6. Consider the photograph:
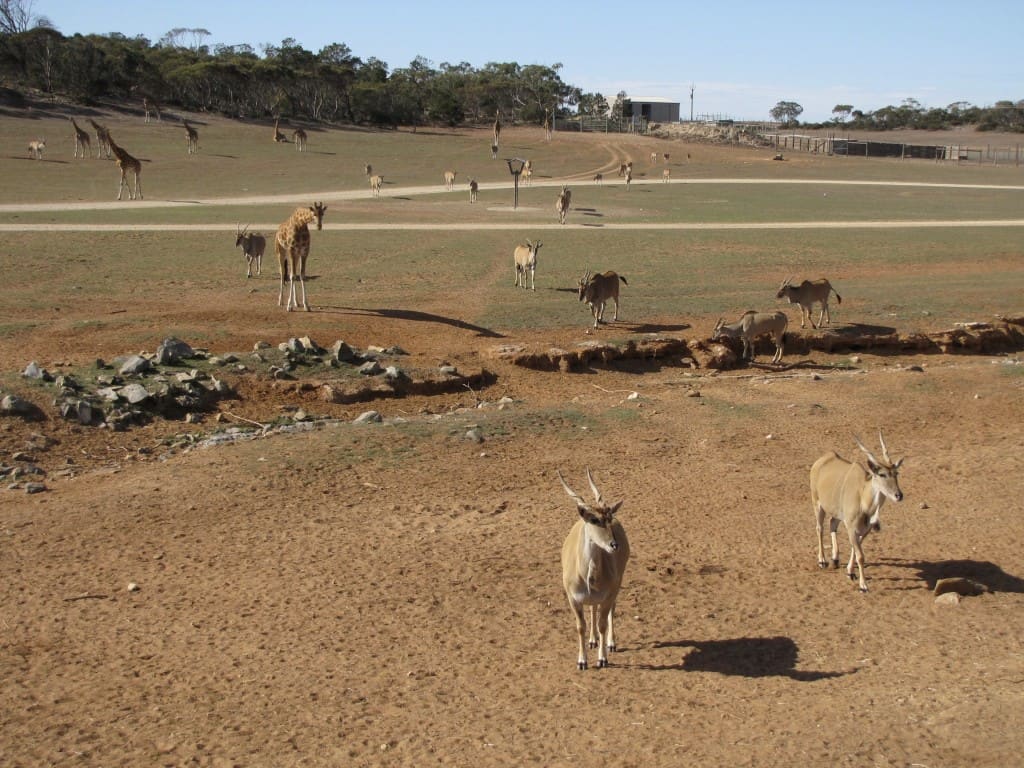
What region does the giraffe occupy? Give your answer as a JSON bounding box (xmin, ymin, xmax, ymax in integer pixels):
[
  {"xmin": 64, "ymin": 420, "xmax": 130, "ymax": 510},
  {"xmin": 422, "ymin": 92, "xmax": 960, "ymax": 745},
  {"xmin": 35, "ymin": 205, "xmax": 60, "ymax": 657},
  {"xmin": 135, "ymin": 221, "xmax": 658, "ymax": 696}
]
[
  {"xmin": 87, "ymin": 118, "xmax": 111, "ymax": 159},
  {"xmin": 143, "ymin": 96, "xmax": 161, "ymax": 123},
  {"xmin": 273, "ymin": 118, "xmax": 288, "ymax": 143},
  {"xmin": 543, "ymin": 109, "xmax": 553, "ymax": 141},
  {"xmin": 276, "ymin": 202, "xmax": 327, "ymax": 312},
  {"xmin": 291, "ymin": 128, "xmax": 307, "ymax": 151},
  {"xmin": 106, "ymin": 132, "xmax": 143, "ymax": 201},
  {"xmin": 69, "ymin": 117, "xmax": 91, "ymax": 159},
  {"xmin": 183, "ymin": 119, "xmax": 199, "ymax": 154},
  {"xmin": 492, "ymin": 110, "xmax": 501, "ymax": 148}
]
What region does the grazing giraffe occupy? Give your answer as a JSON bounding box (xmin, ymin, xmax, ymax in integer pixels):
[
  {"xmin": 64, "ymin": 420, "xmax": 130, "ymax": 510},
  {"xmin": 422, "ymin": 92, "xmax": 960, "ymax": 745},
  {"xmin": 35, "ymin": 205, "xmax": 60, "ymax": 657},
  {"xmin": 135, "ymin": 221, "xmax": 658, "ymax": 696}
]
[
  {"xmin": 276, "ymin": 202, "xmax": 327, "ymax": 312},
  {"xmin": 292, "ymin": 128, "xmax": 307, "ymax": 151},
  {"xmin": 87, "ymin": 118, "xmax": 111, "ymax": 159},
  {"xmin": 27, "ymin": 138, "xmax": 45, "ymax": 160},
  {"xmin": 106, "ymin": 132, "xmax": 142, "ymax": 200},
  {"xmin": 273, "ymin": 118, "xmax": 288, "ymax": 143},
  {"xmin": 143, "ymin": 96, "xmax": 161, "ymax": 123},
  {"xmin": 69, "ymin": 118, "xmax": 91, "ymax": 159},
  {"xmin": 183, "ymin": 119, "xmax": 199, "ymax": 155}
]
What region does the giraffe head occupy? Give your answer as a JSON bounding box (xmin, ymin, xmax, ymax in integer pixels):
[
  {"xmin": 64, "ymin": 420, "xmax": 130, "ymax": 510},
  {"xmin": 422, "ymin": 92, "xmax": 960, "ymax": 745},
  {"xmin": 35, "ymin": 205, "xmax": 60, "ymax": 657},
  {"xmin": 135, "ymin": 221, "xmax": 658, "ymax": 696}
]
[{"xmin": 310, "ymin": 201, "xmax": 327, "ymax": 231}]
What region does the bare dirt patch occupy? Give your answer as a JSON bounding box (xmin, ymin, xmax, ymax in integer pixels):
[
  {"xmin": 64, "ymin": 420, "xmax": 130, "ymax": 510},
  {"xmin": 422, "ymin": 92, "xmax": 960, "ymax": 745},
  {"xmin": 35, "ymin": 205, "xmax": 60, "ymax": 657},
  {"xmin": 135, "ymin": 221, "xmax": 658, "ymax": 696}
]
[{"xmin": 1, "ymin": 125, "xmax": 1023, "ymax": 767}]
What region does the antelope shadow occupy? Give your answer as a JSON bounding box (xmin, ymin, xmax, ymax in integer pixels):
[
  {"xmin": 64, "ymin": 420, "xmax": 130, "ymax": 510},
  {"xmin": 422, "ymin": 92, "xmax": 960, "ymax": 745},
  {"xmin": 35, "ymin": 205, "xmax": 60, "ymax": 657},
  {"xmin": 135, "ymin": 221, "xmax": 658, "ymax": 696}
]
[
  {"xmin": 638, "ymin": 636, "xmax": 850, "ymax": 680},
  {"xmin": 877, "ymin": 558, "xmax": 1024, "ymax": 593}
]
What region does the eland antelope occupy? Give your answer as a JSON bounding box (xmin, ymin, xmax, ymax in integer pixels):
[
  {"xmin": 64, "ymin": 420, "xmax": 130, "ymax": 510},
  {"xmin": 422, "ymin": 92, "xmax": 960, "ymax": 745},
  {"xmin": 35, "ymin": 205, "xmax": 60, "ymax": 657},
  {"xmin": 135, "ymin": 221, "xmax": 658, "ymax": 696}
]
[
  {"xmin": 811, "ymin": 432, "xmax": 905, "ymax": 592},
  {"xmin": 776, "ymin": 276, "xmax": 842, "ymax": 329},
  {"xmin": 559, "ymin": 469, "xmax": 630, "ymax": 670},
  {"xmin": 713, "ymin": 310, "xmax": 788, "ymax": 364}
]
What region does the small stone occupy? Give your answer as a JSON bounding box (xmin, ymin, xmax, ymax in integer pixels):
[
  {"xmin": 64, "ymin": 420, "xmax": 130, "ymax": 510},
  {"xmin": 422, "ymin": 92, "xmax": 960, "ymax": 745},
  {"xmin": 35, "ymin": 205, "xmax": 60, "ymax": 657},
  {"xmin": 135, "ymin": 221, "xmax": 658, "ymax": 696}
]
[
  {"xmin": 686, "ymin": 390, "xmax": 701, "ymax": 398},
  {"xmin": 934, "ymin": 592, "xmax": 961, "ymax": 606},
  {"xmin": 919, "ymin": 502, "xmax": 930, "ymax": 510},
  {"xmin": 907, "ymin": 365, "xmax": 924, "ymax": 373},
  {"xmin": 465, "ymin": 428, "xmax": 484, "ymax": 444},
  {"xmin": 25, "ymin": 482, "xmax": 46, "ymax": 494},
  {"xmin": 22, "ymin": 361, "xmax": 48, "ymax": 380},
  {"xmin": 626, "ymin": 392, "xmax": 640, "ymax": 401},
  {"xmin": 293, "ymin": 409, "xmax": 308, "ymax": 422},
  {"xmin": 934, "ymin": 577, "xmax": 989, "ymax": 597},
  {"xmin": 253, "ymin": 341, "xmax": 271, "ymax": 351},
  {"xmin": 119, "ymin": 355, "xmax": 152, "ymax": 375},
  {"xmin": 127, "ymin": 582, "xmax": 140, "ymax": 592},
  {"xmin": 353, "ymin": 410, "xmax": 382, "ymax": 424},
  {"xmin": 439, "ymin": 365, "xmax": 458, "ymax": 375},
  {"xmin": 120, "ymin": 383, "xmax": 151, "ymax": 404},
  {"xmin": 358, "ymin": 361, "xmax": 383, "ymax": 376}
]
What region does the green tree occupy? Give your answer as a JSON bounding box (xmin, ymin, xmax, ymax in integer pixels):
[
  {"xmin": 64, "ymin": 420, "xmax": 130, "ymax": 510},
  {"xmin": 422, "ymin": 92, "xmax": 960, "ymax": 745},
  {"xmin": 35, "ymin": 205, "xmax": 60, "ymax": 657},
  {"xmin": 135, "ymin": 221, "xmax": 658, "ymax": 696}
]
[
  {"xmin": 831, "ymin": 104, "xmax": 853, "ymax": 123},
  {"xmin": 770, "ymin": 100, "xmax": 803, "ymax": 124}
]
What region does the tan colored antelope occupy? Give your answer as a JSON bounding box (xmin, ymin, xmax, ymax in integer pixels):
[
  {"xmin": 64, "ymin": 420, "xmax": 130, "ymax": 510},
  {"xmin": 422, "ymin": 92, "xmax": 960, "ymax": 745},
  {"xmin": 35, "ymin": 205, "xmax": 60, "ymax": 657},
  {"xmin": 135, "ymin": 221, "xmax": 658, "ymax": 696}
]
[
  {"xmin": 650, "ymin": 151, "xmax": 658, "ymax": 164},
  {"xmin": 578, "ymin": 269, "xmax": 627, "ymax": 329},
  {"xmin": 235, "ymin": 225, "xmax": 266, "ymax": 278},
  {"xmin": 811, "ymin": 433, "xmax": 905, "ymax": 592},
  {"xmin": 443, "ymin": 169, "xmax": 457, "ymax": 191},
  {"xmin": 662, "ymin": 168, "xmax": 671, "ymax": 182},
  {"xmin": 558, "ymin": 469, "xmax": 630, "ymax": 670},
  {"xmin": 556, "ymin": 185, "xmax": 572, "ymax": 225},
  {"xmin": 27, "ymin": 138, "xmax": 46, "ymax": 160},
  {"xmin": 624, "ymin": 168, "xmax": 632, "ymax": 189},
  {"xmin": 469, "ymin": 178, "xmax": 479, "ymax": 203},
  {"xmin": 292, "ymin": 128, "xmax": 307, "ymax": 152},
  {"xmin": 369, "ymin": 174, "xmax": 384, "ymax": 197},
  {"xmin": 713, "ymin": 310, "xmax": 788, "ymax": 364},
  {"xmin": 522, "ymin": 166, "xmax": 533, "ymax": 186},
  {"xmin": 513, "ymin": 239, "xmax": 542, "ymax": 290},
  {"xmin": 776, "ymin": 276, "xmax": 842, "ymax": 328}
]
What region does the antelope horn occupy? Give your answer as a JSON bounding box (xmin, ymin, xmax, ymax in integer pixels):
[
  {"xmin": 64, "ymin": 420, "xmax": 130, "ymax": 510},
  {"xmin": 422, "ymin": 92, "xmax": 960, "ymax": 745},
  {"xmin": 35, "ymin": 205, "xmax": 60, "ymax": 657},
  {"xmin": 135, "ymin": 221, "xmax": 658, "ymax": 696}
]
[
  {"xmin": 877, "ymin": 430, "xmax": 892, "ymax": 463},
  {"xmin": 585, "ymin": 467, "xmax": 604, "ymax": 504},
  {"xmin": 853, "ymin": 434, "xmax": 880, "ymax": 466},
  {"xmin": 557, "ymin": 470, "xmax": 587, "ymax": 509}
]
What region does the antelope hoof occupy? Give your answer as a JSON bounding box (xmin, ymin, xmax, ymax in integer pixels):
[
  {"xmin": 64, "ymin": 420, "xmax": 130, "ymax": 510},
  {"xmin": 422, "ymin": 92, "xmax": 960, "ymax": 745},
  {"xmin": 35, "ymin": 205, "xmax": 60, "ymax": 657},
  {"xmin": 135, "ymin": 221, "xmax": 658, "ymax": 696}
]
[
  {"xmin": 597, "ymin": 658, "xmax": 609, "ymax": 668},
  {"xmin": 831, "ymin": 559, "xmax": 840, "ymax": 569},
  {"xmin": 847, "ymin": 571, "xmax": 856, "ymax": 581},
  {"xmin": 817, "ymin": 560, "xmax": 828, "ymax": 570},
  {"xmin": 608, "ymin": 643, "xmax": 617, "ymax": 653},
  {"xmin": 588, "ymin": 640, "xmax": 598, "ymax": 649},
  {"xmin": 859, "ymin": 586, "xmax": 869, "ymax": 593},
  {"xmin": 577, "ymin": 660, "xmax": 587, "ymax": 670}
]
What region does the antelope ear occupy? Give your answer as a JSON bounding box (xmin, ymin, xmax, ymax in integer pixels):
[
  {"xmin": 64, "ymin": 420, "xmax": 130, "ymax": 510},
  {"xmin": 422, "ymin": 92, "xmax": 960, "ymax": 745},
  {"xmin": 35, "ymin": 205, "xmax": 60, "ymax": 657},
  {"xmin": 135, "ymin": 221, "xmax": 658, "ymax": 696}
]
[
  {"xmin": 866, "ymin": 458, "xmax": 881, "ymax": 474},
  {"xmin": 609, "ymin": 500, "xmax": 623, "ymax": 517},
  {"xmin": 894, "ymin": 457, "xmax": 905, "ymax": 469}
]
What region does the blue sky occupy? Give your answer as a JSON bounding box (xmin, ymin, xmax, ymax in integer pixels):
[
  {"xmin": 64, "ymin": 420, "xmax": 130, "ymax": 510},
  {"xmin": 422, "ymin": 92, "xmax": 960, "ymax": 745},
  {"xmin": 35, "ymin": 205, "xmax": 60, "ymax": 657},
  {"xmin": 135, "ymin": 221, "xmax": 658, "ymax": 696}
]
[{"xmin": 36, "ymin": 0, "xmax": 1022, "ymax": 123}]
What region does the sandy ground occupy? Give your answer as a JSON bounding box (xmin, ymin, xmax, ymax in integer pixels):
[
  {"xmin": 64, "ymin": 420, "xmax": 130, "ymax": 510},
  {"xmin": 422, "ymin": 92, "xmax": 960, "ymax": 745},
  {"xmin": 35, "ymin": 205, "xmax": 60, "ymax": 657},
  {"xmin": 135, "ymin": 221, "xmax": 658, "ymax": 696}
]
[{"xmin": 2, "ymin": 148, "xmax": 1024, "ymax": 767}]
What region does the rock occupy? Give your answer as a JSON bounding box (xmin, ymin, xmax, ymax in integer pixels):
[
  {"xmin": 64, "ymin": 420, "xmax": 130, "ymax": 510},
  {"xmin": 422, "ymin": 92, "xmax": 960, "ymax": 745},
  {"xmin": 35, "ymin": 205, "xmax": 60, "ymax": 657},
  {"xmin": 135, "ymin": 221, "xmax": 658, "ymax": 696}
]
[
  {"xmin": 439, "ymin": 365, "xmax": 458, "ymax": 376},
  {"xmin": 331, "ymin": 340, "xmax": 358, "ymax": 363},
  {"xmin": 353, "ymin": 410, "xmax": 382, "ymax": 424},
  {"xmin": 934, "ymin": 577, "xmax": 989, "ymax": 598},
  {"xmin": 626, "ymin": 392, "xmax": 640, "ymax": 401},
  {"xmin": 24, "ymin": 482, "xmax": 46, "ymax": 494},
  {"xmin": 119, "ymin": 355, "xmax": 152, "ymax": 375},
  {"xmin": 155, "ymin": 337, "xmax": 195, "ymax": 365},
  {"xmin": 119, "ymin": 383, "xmax": 151, "ymax": 404},
  {"xmin": 1, "ymin": 395, "xmax": 33, "ymax": 415},
  {"xmin": 299, "ymin": 336, "xmax": 325, "ymax": 354},
  {"xmin": 934, "ymin": 592, "xmax": 961, "ymax": 606},
  {"xmin": 254, "ymin": 341, "xmax": 271, "ymax": 351},
  {"xmin": 293, "ymin": 409, "xmax": 308, "ymax": 422},
  {"xmin": 465, "ymin": 428, "xmax": 484, "ymax": 444},
  {"xmin": 383, "ymin": 366, "xmax": 406, "ymax": 381},
  {"xmin": 22, "ymin": 361, "xmax": 48, "ymax": 380},
  {"xmin": 358, "ymin": 360, "xmax": 383, "ymax": 376}
]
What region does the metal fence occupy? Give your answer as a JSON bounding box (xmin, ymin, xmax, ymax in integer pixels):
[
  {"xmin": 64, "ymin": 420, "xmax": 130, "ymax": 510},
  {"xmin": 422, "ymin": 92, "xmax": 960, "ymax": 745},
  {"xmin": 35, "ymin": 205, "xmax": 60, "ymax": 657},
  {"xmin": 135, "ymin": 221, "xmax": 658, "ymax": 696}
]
[
  {"xmin": 763, "ymin": 133, "xmax": 1023, "ymax": 166},
  {"xmin": 555, "ymin": 115, "xmax": 649, "ymax": 134}
]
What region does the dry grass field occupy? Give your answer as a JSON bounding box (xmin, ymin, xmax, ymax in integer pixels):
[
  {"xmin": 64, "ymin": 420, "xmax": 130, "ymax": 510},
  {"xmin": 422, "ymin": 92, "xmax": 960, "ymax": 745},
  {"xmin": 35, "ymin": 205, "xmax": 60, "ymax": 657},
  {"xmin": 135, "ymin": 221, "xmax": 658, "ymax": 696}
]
[{"xmin": 1, "ymin": 102, "xmax": 1023, "ymax": 767}]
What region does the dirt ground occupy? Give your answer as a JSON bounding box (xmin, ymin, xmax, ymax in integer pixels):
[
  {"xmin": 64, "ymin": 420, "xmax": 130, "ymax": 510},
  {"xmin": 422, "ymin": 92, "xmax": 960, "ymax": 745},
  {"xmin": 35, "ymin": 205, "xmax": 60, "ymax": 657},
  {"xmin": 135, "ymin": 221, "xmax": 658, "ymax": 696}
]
[{"xmin": 2, "ymin": 129, "xmax": 1024, "ymax": 767}]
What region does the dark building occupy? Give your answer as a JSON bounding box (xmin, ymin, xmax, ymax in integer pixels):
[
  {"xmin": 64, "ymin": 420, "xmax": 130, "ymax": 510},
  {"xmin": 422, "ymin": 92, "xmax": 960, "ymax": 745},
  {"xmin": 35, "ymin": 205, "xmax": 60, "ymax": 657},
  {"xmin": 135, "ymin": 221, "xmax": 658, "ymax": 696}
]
[{"xmin": 629, "ymin": 98, "xmax": 680, "ymax": 123}]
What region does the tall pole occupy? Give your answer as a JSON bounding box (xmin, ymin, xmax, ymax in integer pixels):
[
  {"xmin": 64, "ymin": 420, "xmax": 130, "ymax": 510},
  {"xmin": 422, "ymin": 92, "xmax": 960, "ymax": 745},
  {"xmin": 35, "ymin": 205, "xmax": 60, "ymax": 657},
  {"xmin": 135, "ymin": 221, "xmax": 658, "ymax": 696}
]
[{"xmin": 689, "ymin": 83, "xmax": 695, "ymax": 122}]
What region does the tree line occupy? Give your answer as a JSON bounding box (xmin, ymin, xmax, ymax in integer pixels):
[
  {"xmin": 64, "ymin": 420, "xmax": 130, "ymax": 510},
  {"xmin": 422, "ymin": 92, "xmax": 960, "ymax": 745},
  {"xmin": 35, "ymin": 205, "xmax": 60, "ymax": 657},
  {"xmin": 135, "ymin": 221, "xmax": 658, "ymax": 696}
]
[
  {"xmin": 0, "ymin": 24, "xmax": 615, "ymax": 128},
  {"xmin": 772, "ymin": 98, "xmax": 1024, "ymax": 133}
]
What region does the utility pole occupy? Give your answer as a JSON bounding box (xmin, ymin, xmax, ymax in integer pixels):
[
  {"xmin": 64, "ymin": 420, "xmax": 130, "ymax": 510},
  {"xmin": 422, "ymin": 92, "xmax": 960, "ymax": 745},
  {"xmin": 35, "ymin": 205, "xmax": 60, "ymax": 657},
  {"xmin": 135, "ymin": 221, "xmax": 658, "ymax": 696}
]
[{"xmin": 689, "ymin": 83, "xmax": 695, "ymax": 122}]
